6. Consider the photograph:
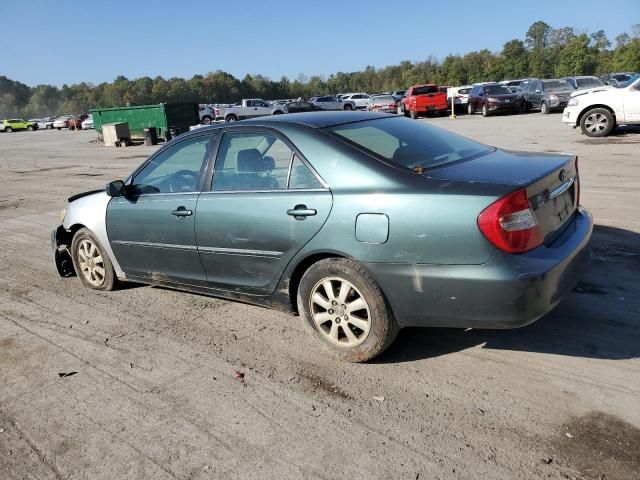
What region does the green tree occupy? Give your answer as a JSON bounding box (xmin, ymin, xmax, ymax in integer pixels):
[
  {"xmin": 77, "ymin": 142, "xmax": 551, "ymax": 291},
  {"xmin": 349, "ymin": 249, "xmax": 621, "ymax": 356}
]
[{"xmin": 526, "ymin": 21, "xmax": 552, "ymax": 77}]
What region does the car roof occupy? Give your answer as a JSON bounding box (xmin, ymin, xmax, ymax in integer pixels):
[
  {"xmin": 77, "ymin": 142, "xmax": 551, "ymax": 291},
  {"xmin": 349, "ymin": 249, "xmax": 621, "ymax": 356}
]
[{"xmin": 242, "ymin": 111, "xmax": 391, "ymax": 128}]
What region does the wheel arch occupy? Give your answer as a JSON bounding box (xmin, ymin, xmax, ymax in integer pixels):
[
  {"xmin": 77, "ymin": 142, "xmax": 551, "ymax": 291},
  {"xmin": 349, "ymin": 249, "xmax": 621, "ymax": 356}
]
[{"xmin": 576, "ymin": 104, "xmax": 616, "ymax": 127}]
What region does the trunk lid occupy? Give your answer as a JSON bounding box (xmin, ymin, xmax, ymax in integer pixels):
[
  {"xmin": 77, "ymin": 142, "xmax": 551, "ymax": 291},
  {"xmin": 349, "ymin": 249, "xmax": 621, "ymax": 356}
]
[{"xmin": 426, "ymin": 149, "xmax": 579, "ymax": 242}]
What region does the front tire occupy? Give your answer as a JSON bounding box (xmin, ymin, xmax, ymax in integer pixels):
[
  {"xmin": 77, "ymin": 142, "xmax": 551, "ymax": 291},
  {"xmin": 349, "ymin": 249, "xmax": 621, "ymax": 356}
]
[
  {"xmin": 343, "ymin": 104, "xmax": 353, "ymax": 111},
  {"xmin": 482, "ymin": 103, "xmax": 489, "ymax": 117},
  {"xmin": 27, "ymin": 125, "xmax": 33, "ymax": 131},
  {"xmin": 71, "ymin": 228, "xmax": 117, "ymax": 291},
  {"xmin": 410, "ymin": 109, "xmax": 418, "ymax": 119},
  {"xmin": 580, "ymin": 108, "xmax": 615, "ymax": 137},
  {"xmin": 297, "ymin": 258, "xmax": 399, "ymax": 362},
  {"xmin": 201, "ymin": 116, "xmax": 212, "ymax": 124},
  {"xmin": 541, "ymin": 101, "xmax": 550, "ymax": 115},
  {"xmin": 6, "ymin": 127, "xmax": 13, "ymax": 133},
  {"xmin": 225, "ymin": 115, "xmax": 238, "ymax": 122},
  {"xmin": 467, "ymin": 103, "xmax": 474, "ymax": 115}
]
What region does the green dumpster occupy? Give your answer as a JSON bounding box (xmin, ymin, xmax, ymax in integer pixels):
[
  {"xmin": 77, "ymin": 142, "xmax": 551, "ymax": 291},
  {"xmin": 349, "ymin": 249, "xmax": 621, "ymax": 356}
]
[{"xmin": 90, "ymin": 103, "xmax": 198, "ymax": 140}]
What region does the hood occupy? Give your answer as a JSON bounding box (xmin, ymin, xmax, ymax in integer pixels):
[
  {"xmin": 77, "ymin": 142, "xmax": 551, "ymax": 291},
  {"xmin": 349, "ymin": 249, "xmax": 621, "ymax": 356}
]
[
  {"xmin": 425, "ymin": 149, "xmax": 572, "ymax": 187},
  {"xmin": 570, "ymin": 85, "xmax": 615, "ymax": 97},
  {"xmin": 548, "ymin": 89, "xmax": 575, "ymax": 97}
]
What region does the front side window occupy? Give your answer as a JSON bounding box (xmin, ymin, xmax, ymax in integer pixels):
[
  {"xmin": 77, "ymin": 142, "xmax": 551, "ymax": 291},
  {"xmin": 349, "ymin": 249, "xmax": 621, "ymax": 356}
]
[
  {"xmin": 327, "ymin": 117, "xmax": 492, "ymax": 171},
  {"xmin": 212, "ymin": 132, "xmax": 291, "ymax": 191},
  {"xmin": 132, "ymin": 135, "xmax": 213, "ymax": 194}
]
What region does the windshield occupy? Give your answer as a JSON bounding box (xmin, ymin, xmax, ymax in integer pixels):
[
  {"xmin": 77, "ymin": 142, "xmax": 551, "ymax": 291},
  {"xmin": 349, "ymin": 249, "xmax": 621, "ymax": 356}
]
[
  {"xmin": 618, "ymin": 74, "xmax": 640, "ymax": 88},
  {"xmin": 412, "ymin": 85, "xmax": 438, "ymax": 95},
  {"xmin": 326, "ymin": 117, "xmax": 492, "ymax": 171},
  {"xmin": 576, "ymin": 77, "xmax": 603, "ymax": 88},
  {"xmin": 543, "ymin": 80, "xmax": 574, "ymax": 91},
  {"xmin": 484, "ymin": 85, "xmax": 512, "ymax": 95}
]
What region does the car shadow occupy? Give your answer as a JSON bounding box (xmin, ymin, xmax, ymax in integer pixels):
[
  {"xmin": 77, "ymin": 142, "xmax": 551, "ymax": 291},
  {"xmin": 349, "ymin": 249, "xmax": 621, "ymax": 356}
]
[{"xmin": 375, "ymin": 224, "xmax": 640, "ymax": 363}]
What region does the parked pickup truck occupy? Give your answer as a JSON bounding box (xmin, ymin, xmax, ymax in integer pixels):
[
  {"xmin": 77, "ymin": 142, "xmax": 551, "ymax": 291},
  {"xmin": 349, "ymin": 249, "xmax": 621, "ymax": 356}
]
[
  {"xmin": 400, "ymin": 84, "xmax": 448, "ymax": 118},
  {"xmin": 218, "ymin": 99, "xmax": 287, "ymax": 122}
]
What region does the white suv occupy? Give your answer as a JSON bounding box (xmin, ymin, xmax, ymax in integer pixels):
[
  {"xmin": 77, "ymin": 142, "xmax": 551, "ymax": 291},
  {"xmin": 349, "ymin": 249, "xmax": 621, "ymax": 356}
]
[
  {"xmin": 562, "ymin": 75, "xmax": 640, "ymax": 137},
  {"xmin": 340, "ymin": 93, "xmax": 371, "ymax": 109}
]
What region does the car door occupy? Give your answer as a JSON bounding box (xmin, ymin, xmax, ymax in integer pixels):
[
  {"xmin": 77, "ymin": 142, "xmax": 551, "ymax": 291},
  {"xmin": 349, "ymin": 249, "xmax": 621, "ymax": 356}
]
[
  {"xmin": 195, "ymin": 128, "xmax": 332, "ymax": 295},
  {"xmin": 532, "ymin": 81, "xmax": 542, "ymax": 108},
  {"xmin": 106, "ymin": 133, "xmax": 216, "ymax": 285},
  {"xmin": 623, "ymin": 80, "xmax": 640, "ymax": 121},
  {"xmin": 253, "ymin": 100, "xmax": 272, "ymax": 117}
]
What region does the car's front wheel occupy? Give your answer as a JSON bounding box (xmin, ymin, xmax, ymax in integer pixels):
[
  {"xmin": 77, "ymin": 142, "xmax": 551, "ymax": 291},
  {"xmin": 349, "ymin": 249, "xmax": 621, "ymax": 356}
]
[
  {"xmin": 541, "ymin": 101, "xmax": 550, "ymax": 114},
  {"xmin": 27, "ymin": 125, "xmax": 33, "ymax": 131},
  {"xmin": 71, "ymin": 228, "xmax": 117, "ymax": 291},
  {"xmin": 467, "ymin": 103, "xmax": 474, "ymax": 115},
  {"xmin": 343, "ymin": 104, "xmax": 353, "ymax": 111},
  {"xmin": 297, "ymin": 258, "xmax": 399, "ymax": 362},
  {"xmin": 6, "ymin": 127, "xmax": 13, "ymax": 133},
  {"xmin": 482, "ymin": 103, "xmax": 489, "ymax": 117},
  {"xmin": 580, "ymin": 108, "xmax": 615, "ymax": 137}
]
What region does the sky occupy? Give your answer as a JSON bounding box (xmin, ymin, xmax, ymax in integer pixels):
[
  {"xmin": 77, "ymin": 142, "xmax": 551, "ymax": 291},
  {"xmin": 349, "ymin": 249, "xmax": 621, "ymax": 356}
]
[{"xmin": 1, "ymin": 1, "xmax": 638, "ymax": 87}]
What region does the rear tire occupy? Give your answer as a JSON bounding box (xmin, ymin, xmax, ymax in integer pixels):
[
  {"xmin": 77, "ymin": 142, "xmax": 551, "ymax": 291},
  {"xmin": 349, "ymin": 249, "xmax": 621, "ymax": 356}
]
[
  {"xmin": 6, "ymin": 127, "xmax": 13, "ymax": 133},
  {"xmin": 225, "ymin": 115, "xmax": 238, "ymax": 122},
  {"xmin": 57, "ymin": 127, "xmax": 61, "ymax": 130},
  {"xmin": 580, "ymin": 108, "xmax": 615, "ymax": 137},
  {"xmin": 46, "ymin": 124, "xmax": 52, "ymax": 129},
  {"xmin": 410, "ymin": 110, "xmax": 418, "ymax": 119},
  {"xmin": 467, "ymin": 103, "xmax": 474, "ymax": 115},
  {"xmin": 70, "ymin": 228, "xmax": 117, "ymax": 291},
  {"xmin": 541, "ymin": 101, "xmax": 550, "ymax": 115},
  {"xmin": 343, "ymin": 104, "xmax": 353, "ymax": 111},
  {"xmin": 27, "ymin": 125, "xmax": 33, "ymax": 131},
  {"xmin": 201, "ymin": 116, "xmax": 212, "ymax": 124},
  {"xmin": 297, "ymin": 258, "xmax": 399, "ymax": 362}
]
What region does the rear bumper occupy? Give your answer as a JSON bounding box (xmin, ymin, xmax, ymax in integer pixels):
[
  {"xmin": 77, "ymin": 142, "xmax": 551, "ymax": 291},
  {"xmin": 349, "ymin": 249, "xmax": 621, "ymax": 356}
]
[
  {"xmin": 414, "ymin": 104, "xmax": 448, "ymax": 112},
  {"xmin": 366, "ymin": 207, "xmax": 593, "ymax": 329}
]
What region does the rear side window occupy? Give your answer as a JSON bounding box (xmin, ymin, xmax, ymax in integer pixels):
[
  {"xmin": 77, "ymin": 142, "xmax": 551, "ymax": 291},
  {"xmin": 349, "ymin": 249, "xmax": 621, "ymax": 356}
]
[
  {"xmin": 327, "ymin": 117, "xmax": 492, "ymax": 171},
  {"xmin": 289, "ymin": 155, "xmax": 322, "ymax": 189}
]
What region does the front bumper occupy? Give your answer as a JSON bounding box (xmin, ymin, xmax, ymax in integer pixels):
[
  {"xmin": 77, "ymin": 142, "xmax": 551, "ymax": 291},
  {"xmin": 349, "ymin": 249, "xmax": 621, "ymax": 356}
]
[
  {"xmin": 51, "ymin": 226, "xmax": 75, "ymax": 277},
  {"xmin": 488, "ymin": 102, "xmax": 520, "ymax": 113},
  {"xmin": 366, "ymin": 207, "xmax": 593, "ymax": 329},
  {"xmin": 562, "ymin": 106, "xmax": 579, "ymax": 125}
]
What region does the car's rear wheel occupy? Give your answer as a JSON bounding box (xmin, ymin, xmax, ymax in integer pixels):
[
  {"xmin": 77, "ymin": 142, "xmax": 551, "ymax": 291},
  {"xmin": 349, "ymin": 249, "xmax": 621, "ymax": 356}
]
[
  {"xmin": 6, "ymin": 127, "xmax": 13, "ymax": 133},
  {"xmin": 27, "ymin": 125, "xmax": 33, "ymax": 131},
  {"xmin": 467, "ymin": 103, "xmax": 474, "ymax": 115},
  {"xmin": 343, "ymin": 104, "xmax": 353, "ymax": 111},
  {"xmin": 201, "ymin": 116, "xmax": 212, "ymax": 124},
  {"xmin": 482, "ymin": 103, "xmax": 489, "ymax": 117},
  {"xmin": 225, "ymin": 115, "xmax": 238, "ymax": 122},
  {"xmin": 71, "ymin": 228, "xmax": 117, "ymax": 291},
  {"xmin": 57, "ymin": 127, "xmax": 61, "ymax": 130},
  {"xmin": 46, "ymin": 124, "xmax": 52, "ymax": 129},
  {"xmin": 297, "ymin": 258, "xmax": 399, "ymax": 362},
  {"xmin": 541, "ymin": 101, "xmax": 550, "ymax": 114},
  {"xmin": 580, "ymin": 108, "xmax": 615, "ymax": 137},
  {"xmin": 410, "ymin": 110, "xmax": 418, "ymax": 119}
]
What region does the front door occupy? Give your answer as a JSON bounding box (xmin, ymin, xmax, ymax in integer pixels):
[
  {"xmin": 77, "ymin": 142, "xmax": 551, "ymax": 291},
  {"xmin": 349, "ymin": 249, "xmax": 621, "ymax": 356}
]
[
  {"xmin": 195, "ymin": 129, "xmax": 332, "ymax": 295},
  {"xmin": 107, "ymin": 133, "xmax": 216, "ymax": 285}
]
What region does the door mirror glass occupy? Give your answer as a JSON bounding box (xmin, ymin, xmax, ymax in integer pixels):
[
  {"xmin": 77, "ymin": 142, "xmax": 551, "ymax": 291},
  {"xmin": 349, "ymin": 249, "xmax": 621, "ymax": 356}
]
[{"xmin": 106, "ymin": 180, "xmax": 126, "ymax": 197}]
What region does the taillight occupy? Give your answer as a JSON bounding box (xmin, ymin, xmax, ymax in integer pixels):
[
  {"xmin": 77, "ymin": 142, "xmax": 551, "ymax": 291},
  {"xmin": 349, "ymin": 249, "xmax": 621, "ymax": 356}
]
[
  {"xmin": 477, "ymin": 188, "xmax": 542, "ymax": 254},
  {"xmin": 575, "ymin": 156, "xmax": 580, "ymax": 206}
]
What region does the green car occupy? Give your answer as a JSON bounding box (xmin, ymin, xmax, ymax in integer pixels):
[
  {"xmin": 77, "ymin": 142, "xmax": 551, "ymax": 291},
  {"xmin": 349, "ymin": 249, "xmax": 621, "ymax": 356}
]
[
  {"xmin": 0, "ymin": 118, "xmax": 38, "ymax": 132},
  {"xmin": 52, "ymin": 112, "xmax": 592, "ymax": 362}
]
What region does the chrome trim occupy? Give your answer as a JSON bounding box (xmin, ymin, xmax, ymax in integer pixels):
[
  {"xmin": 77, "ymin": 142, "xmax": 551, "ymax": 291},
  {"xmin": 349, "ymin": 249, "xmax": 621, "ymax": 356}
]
[
  {"xmin": 549, "ymin": 176, "xmax": 575, "ymax": 199},
  {"xmin": 198, "ymin": 246, "xmax": 283, "ymax": 258},
  {"xmin": 111, "ymin": 240, "xmax": 197, "ymax": 251},
  {"xmin": 200, "ymin": 188, "xmax": 329, "ymax": 195}
]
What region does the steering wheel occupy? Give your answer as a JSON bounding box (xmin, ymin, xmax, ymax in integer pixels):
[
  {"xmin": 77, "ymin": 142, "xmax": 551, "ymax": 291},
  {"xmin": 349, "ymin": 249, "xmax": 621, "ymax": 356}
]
[{"xmin": 168, "ymin": 170, "xmax": 199, "ymax": 193}]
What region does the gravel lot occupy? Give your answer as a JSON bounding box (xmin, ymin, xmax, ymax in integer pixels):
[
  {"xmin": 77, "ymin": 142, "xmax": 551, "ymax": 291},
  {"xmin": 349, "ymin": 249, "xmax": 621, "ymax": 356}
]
[{"xmin": 1, "ymin": 115, "xmax": 639, "ymax": 480}]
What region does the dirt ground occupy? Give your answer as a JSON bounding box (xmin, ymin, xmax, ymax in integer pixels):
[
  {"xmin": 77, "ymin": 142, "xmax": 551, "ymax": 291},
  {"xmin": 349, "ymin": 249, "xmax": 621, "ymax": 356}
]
[{"xmin": 0, "ymin": 114, "xmax": 639, "ymax": 480}]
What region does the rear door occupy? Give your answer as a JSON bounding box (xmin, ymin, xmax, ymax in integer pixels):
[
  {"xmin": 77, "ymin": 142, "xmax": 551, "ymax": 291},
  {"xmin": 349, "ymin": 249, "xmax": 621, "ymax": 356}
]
[
  {"xmin": 195, "ymin": 129, "xmax": 332, "ymax": 294},
  {"xmin": 623, "ymin": 80, "xmax": 640, "ymax": 121},
  {"xmin": 107, "ymin": 133, "xmax": 216, "ymax": 285}
]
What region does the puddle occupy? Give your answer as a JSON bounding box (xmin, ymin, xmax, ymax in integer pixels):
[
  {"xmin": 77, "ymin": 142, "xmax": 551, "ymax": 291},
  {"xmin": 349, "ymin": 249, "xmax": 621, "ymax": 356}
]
[{"xmin": 552, "ymin": 412, "xmax": 640, "ymax": 480}]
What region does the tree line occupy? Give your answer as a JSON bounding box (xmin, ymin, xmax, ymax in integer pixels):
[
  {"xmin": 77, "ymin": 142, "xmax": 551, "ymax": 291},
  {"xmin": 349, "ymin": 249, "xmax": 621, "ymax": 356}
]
[{"xmin": 1, "ymin": 21, "xmax": 638, "ymax": 118}]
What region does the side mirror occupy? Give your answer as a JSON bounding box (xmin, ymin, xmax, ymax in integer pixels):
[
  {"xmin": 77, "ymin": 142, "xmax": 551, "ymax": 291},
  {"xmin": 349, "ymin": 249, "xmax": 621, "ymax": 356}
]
[{"xmin": 106, "ymin": 180, "xmax": 126, "ymax": 197}]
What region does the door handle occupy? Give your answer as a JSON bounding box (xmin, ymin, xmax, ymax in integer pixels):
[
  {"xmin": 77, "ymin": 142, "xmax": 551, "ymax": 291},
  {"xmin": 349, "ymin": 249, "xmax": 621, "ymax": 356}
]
[
  {"xmin": 287, "ymin": 205, "xmax": 317, "ymax": 219},
  {"xmin": 171, "ymin": 206, "xmax": 192, "ymax": 218}
]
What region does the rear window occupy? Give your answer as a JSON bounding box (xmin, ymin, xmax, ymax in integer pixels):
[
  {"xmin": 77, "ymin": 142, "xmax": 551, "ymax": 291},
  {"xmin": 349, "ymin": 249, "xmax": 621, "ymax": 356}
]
[
  {"xmin": 412, "ymin": 85, "xmax": 438, "ymax": 95},
  {"xmin": 326, "ymin": 117, "xmax": 492, "ymax": 171},
  {"xmin": 576, "ymin": 77, "xmax": 603, "ymax": 88},
  {"xmin": 458, "ymin": 88, "xmax": 471, "ymax": 94}
]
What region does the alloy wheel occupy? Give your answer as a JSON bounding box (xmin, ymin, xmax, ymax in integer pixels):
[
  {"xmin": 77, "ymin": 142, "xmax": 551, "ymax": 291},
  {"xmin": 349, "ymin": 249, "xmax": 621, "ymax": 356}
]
[
  {"xmin": 584, "ymin": 112, "xmax": 608, "ymax": 134},
  {"xmin": 77, "ymin": 239, "xmax": 105, "ymax": 287},
  {"xmin": 309, "ymin": 277, "xmax": 371, "ymax": 347}
]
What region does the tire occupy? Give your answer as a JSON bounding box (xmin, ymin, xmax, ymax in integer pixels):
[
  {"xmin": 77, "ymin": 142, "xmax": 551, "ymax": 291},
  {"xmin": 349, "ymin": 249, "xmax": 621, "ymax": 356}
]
[
  {"xmin": 521, "ymin": 101, "xmax": 529, "ymax": 113},
  {"xmin": 541, "ymin": 101, "xmax": 550, "ymax": 115},
  {"xmin": 297, "ymin": 258, "xmax": 399, "ymax": 362},
  {"xmin": 467, "ymin": 103, "xmax": 474, "ymax": 115},
  {"xmin": 410, "ymin": 109, "xmax": 418, "ymax": 119},
  {"xmin": 482, "ymin": 104, "xmax": 489, "ymax": 117},
  {"xmin": 225, "ymin": 115, "xmax": 238, "ymax": 122},
  {"xmin": 580, "ymin": 108, "xmax": 615, "ymax": 138},
  {"xmin": 343, "ymin": 104, "xmax": 353, "ymax": 111},
  {"xmin": 46, "ymin": 124, "xmax": 52, "ymax": 129},
  {"xmin": 57, "ymin": 127, "xmax": 61, "ymax": 130},
  {"xmin": 27, "ymin": 125, "xmax": 33, "ymax": 131},
  {"xmin": 272, "ymin": 110, "xmax": 283, "ymax": 115},
  {"xmin": 70, "ymin": 228, "xmax": 117, "ymax": 291},
  {"xmin": 396, "ymin": 105, "xmax": 403, "ymax": 115},
  {"xmin": 6, "ymin": 127, "xmax": 13, "ymax": 133},
  {"xmin": 201, "ymin": 116, "xmax": 212, "ymax": 124}
]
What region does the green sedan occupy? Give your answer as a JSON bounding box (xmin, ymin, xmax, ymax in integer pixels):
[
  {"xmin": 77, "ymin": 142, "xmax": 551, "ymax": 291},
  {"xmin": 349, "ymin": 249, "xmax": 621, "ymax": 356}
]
[
  {"xmin": 0, "ymin": 118, "xmax": 38, "ymax": 132},
  {"xmin": 51, "ymin": 112, "xmax": 592, "ymax": 362}
]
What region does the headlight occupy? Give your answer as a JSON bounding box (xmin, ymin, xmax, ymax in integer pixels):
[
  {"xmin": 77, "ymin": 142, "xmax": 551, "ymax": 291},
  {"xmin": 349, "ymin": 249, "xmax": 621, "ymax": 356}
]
[
  {"xmin": 60, "ymin": 208, "xmax": 67, "ymax": 223},
  {"xmin": 549, "ymin": 94, "xmax": 559, "ymax": 101},
  {"xmin": 567, "ymin": 98, "xmax": 578, "ymax": 106},
  {"xmin": 487, "ymin": 97, "xmax": 498, "ymax": 102}
]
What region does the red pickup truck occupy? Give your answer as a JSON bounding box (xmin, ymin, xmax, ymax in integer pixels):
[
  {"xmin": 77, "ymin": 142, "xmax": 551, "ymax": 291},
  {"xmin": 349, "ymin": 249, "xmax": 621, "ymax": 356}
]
[{"xmin": 401, "ymin": 84, "xmax": 449, "ymax": 118}]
